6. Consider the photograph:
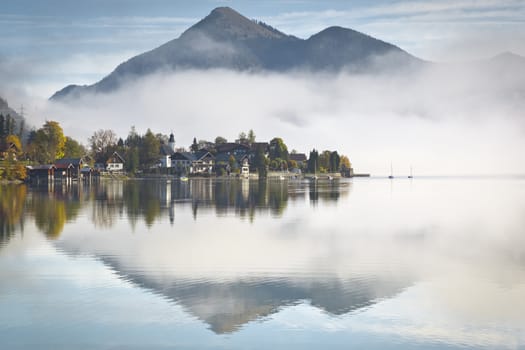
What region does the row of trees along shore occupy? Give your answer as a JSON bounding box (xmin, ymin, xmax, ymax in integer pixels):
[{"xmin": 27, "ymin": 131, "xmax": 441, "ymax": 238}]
[{"xmin": 0, "ymin": 119, "xmax": 351, "ymax": 180}]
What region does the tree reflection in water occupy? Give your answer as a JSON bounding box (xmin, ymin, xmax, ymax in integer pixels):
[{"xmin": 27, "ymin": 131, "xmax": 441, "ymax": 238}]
[
  {"xmin": 0, "ymin": 185, "xmax": 27, "ymax": 245},
  {"xmin": 1, "ymin": 179, "xmax": 351, "ymax": 239}
]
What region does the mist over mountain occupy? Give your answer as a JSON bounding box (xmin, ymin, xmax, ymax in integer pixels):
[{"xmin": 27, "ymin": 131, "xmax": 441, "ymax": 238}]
[
  {"xmin": 50, "ymin": 7, "xmax": 422, "ymax": 101},
  {"xmin": 0, "ymin": 96, "xmax": 26, "ymax": 133}
]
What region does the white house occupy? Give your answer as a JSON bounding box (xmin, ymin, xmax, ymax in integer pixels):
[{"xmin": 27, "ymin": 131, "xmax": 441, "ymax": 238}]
[{"xmin": 106, "ymin": 152, "xmax": 125, "ymax": 172}]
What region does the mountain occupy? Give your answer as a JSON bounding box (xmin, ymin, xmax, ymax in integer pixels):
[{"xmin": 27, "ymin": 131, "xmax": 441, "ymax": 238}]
[{"xmin": 50, "ymin": 7, "xmax": 422, "ymax": 101}]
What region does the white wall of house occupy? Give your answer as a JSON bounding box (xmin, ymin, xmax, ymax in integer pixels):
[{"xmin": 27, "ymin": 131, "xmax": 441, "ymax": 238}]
[
  {"xmin": 107, "ymin": 163, "xmax": 123, "ymax": 171},
  {"xmin": 159, "ymin": 155, "xmax": 171, "ymax": 168}
]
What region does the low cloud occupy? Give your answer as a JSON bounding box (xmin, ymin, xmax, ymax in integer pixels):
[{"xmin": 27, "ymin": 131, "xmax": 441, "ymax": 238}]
[{"xmin": 22, "ymin": 58, "xmax": 525, "ymax": 176}]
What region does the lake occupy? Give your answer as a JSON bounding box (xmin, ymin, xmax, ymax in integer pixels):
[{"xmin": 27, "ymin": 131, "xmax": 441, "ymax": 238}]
[{"xmin": 1, "ymin": 177, "xmax": 525, "ymax": 349}]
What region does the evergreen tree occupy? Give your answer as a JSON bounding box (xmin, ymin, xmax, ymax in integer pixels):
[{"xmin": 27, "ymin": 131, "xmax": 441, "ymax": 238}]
[
  {"xmin": 247, "ymin": 129, "xmax": 256, "ymax": 144},
  {"xmin": 307, "ymin": 149, "xmax": 319, "ymax": 173},
  {"xmin": 329, "ymin": 151, "xmax": 340, "ymax": 172},
  {"xmin": 190, "ymin": 137, "xmax": 198, "ymax": 152},
  {"xmin": 0, "ymin": 114, "xmax": 5, "ymax": 140},
  {"xmin": 254, "ymin": 145, "xmax": 268, "ymax": 178}
]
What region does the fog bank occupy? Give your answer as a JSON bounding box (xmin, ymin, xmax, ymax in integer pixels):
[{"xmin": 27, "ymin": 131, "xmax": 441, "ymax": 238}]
[{"xmin": 24, "ymin": 60, "xmax": 525, "ymax": 176}]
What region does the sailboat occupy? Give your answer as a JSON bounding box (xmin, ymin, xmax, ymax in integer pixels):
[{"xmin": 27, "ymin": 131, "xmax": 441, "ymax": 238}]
[
  {"xmin": 388, "ymin": 163, "xmax": 394, "ymax": 179},
  {"xmin": 408, "ymin": 166, "xmax": 413, "ymax": 179}
]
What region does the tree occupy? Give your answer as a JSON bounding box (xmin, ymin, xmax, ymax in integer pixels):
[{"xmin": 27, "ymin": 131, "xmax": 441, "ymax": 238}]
[
  {"xmin": 247, "ymin": 129, "xmax": 256, "ymax": 144},
  {"xmin": 0, "ymin": 115, "xmax": 16, "ymax": 142},
  {"xmin": 5, "ymin": 135, "xmax": 22, "ymax": 157},
  {"xmin": 5, "ymin": 114, "xmax": 15, "ymax": 136},
  {"xmin": 28, "ymin": 121, "xmax": 66, "ymax": 163},
  {"xmin": 319, "ymin": 150, "xmax": 331, "ymax": 171},
  {"xmin": 329, "ymin": 151, "xmax": 340, "ymax": 172},
  {"xmin": 125, "ymin": 126, "xmax": 140, "ymax": 148},
  {"xmin": 215, "ymin": 136, "xmax": 227, "ymax": 144},
  {"xmin": 89, "ymin": 129, "xmax": 117, "ymax": 163},
  {"xmin": 307, "ymin": 149, "xmax": 319, "ymax": 173},
  {"xmin": 228, "ymin": 155, "xmax": 237, "ymax": 170},
  {"xmin": 17, "ymin": 119, "xmax": 25, "ymax": 140},
  {"xmin": 124, "ymin": 127, "xmax": 140, "ymax": 173},
  {"xmin": 340, "ymin": 155, "xmax": 352, "ymax": 170},
  {"xmin": 269, "ymin": 137, "xmax": 289, "ymax": 161},
  {"xmin": 126, "ymin": 147, "xmax": 139, "ymax": 174},
  {"xmin": 0, "ymin": 114, "xmax": 5, "ymax": 140},
  {"xmin": 190, "ymin": 137, "xmax": 198, "ymax": 152},
  {"xmin": 155, "ymin": 133, "xmax": 168, "ymax": 145},
  {"xmin": 253, "ymin": 144, "xmax": 268, "ymax": 177},
  {"xmin": 140, "ymin": 129, "xmax": 160, "ymax": 169},
  {"xmin": 238, "ymin": 132, "xmax": 247, "ymax": 144},
  {"xmin": 64, "ymin": 136, "xmax": 86, "ymax": 158}
]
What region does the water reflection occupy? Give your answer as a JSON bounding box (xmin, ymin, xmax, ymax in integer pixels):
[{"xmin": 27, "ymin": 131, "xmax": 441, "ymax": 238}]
[
  {"xmin": 2, "ymin": 178, "xmax": 525, "ymax": 348},
  {"xmin": 1, "ymin": 179, "xmax": 350, "ymax": 238},
  {"xmin": 0, "ymin": 185, "xmax": 26, "ymax": 244}
]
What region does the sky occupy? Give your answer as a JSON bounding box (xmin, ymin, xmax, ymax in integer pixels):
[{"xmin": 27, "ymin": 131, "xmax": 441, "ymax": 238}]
[
  {"xmin": 2, "ymin": 0, "xmax": 525, "ymax": 98},
  {"xmin": 1, "ymin": 0, "xmax": 525, "ymax": 175}
]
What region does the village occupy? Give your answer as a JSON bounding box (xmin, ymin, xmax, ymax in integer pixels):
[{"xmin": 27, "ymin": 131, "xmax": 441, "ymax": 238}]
[{"xmin": 0, "ymin": 117, "xmax": 356, "ymax": 183}]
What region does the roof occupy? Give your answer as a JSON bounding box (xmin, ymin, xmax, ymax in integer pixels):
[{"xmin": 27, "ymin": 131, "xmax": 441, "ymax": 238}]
[
  {"xmin": 171, "ymin": 152, "xmax": 196, "ymax": 161},
  {"xmin": 194, "ymin": 150, "xmax": 214, "ymax": 161},
  {"xmin": 55, "ymin": 158, "xmax": 83, "ymax": 166},
  {"xmin": 290, "ymin": 153, "xmax": 307, "ymax": 162},
  {"xmin": 30, "ymin": 164, "xmax": 56, "ymax": 170},
  {"xmin": 215, "ymin": 143, "xmax": 250, "ymax": 153},
  {"xmin": 160, "ymin": 144, "xmax": 175, "ymax": 156},
  {"xmin": 107, "ymin": 151, "xmax": 125, "ymax": 163},
  {"xmin": 0, "ymin": 141, "xmax": 20, "ymax": 153},
  {"xmin": 172, "ymin": 151, "xmax": 214, "ymax": 161},
  {"xmin": 55, "ymin": 163, "xmax": 75, "ymax": 169},
  {"xmin": 215, "ymin": 152, "xmax": 249, "ymax": 164},
  {"xmin": 250, "ymin": 142, "xmax": 269, "ymax": 152}
]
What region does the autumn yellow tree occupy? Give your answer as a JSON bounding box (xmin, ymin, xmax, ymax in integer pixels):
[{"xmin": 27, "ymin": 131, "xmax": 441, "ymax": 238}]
[
  {"xmin": 28, "ymin": 121, "xmax": 66, "ymax": 164},
  {"xmin": 340, "ymin": 155, "xmax": 352, "ymax": 170}
]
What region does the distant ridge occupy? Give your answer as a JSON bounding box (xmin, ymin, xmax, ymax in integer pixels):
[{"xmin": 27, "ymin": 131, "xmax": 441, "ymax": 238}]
[{"xmin": 51, "ymin": 6, "xmax": 422, "ymax": 101}]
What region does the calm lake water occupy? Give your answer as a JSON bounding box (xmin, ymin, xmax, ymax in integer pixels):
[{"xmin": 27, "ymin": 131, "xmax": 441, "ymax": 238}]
[{"xmin": 1, "ymin": 177, "xmax": 525, "ymax": 349}]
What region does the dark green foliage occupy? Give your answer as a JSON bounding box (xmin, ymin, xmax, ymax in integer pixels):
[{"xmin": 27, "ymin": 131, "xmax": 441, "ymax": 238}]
[
  {"xmin": 247, "ymin": 129, "xmax": 256, "ymax": 144},
  {"xmin": 140, "ymin": 129, "xmax": 161, "ymax": 169},
  {"xmin": 329, "ymin": 151, "xmax": 340, "ymax": 172},
  {"xmin": 253, "ymin": 145, "xmax": 268, "ymax": 178},
  {"xmin": 215, "ymin": 136, "xmax": 227, "ymax": 144},
  {"xmin": 190, "ymin": 137, "xmax": 198, "ymax": 152},
  {"xmin": 269, "ymin": 137, "xmax": 289, "ymax": 161},
  {"xmin": 0, "ymin": 114, "xmax": 16, "ymax": 141},
  {"xmin": 126, "ymin": 147, "xmax": 139, "ymax": 173},
  {"xmin": 0, "ymin": 114, "xmax": 4, "ymax": 140},
  {"xmin": 307, "ymin": 149, "xmax": 319, "ymax": 173},
  {"xmin": 64, "ymin": 136, "xmax": 86, "ymax": 158}
]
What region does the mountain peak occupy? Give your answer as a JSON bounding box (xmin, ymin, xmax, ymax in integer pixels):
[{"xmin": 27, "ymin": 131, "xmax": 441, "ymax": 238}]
[
  {"xmin": 210, "ymin": 6, "xmax": 240, "ymax": 17},
  {"xmin": 50, "ymin": 7, "xmax": 422, "ymax": 101},
  {"xmin": 182, "ymin": 6, "xmax": 286, "ymax": 41}
]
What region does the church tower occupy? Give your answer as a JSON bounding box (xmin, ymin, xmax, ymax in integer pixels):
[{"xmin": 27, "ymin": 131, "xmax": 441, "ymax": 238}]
[{"xmin": 168, "ymin": 132, "xmax": 175, "ymax": 152}]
